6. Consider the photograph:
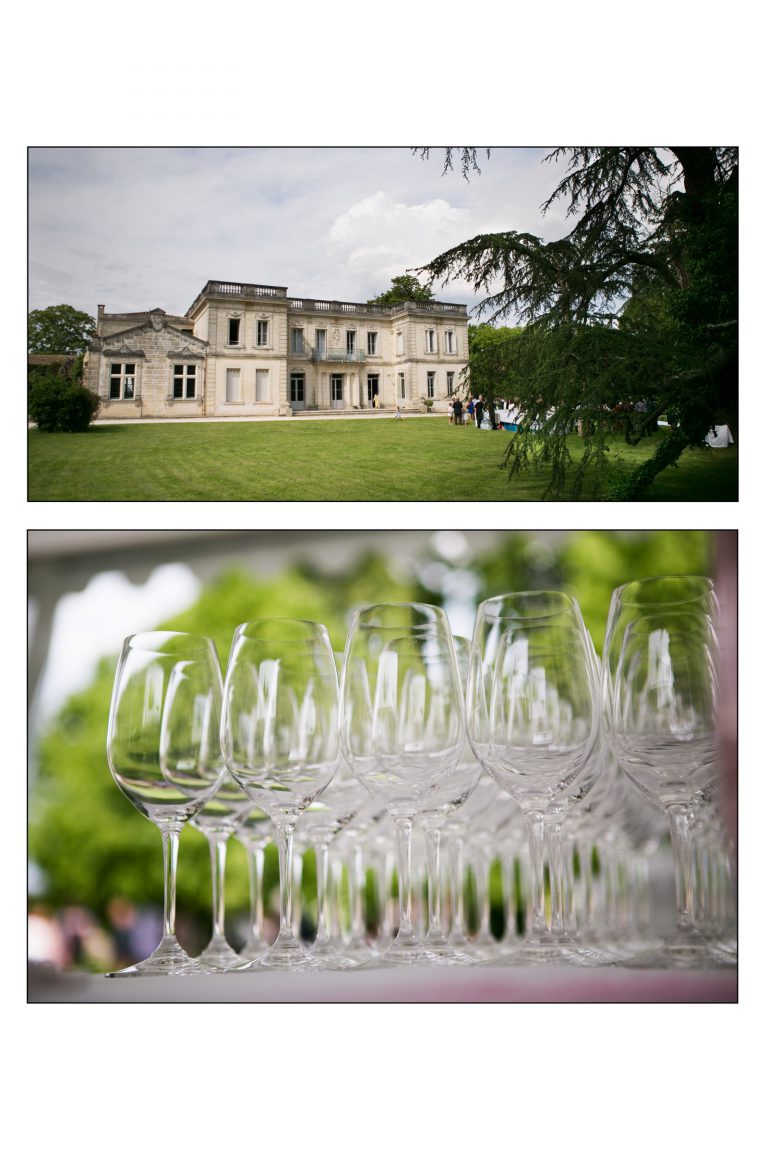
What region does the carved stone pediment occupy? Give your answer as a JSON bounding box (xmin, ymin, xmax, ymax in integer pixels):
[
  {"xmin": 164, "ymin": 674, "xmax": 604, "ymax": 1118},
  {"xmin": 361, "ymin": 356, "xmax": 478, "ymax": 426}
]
[
  {"xmin": 104, "ymin": 343, "xmax": 146, "ymax": 358},
  {"xmin": 166, "ymin": 348, "xmax": 205, "ymax": 360}
]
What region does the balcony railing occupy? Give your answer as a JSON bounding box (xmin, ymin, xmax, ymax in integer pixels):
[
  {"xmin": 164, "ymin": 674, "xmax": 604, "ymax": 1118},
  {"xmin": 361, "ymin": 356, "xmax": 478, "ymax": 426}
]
[
  {"xmin": 186, "ymin": 281, "xmax": 468, "ymax": 319},
  {"xmin": 289, "ymin": 297, "xmax": 467, "ymax": 317},
  {"xmin": 311, "ymin": 349, "xmax": 367, "ymax": 363},
  {"xmin": 289, "ymin": 298, "xmax": 390, "ymax": 316},
  {"xmin": 186, "ymin": 280, "xmax": 289, "ymax": 315}
]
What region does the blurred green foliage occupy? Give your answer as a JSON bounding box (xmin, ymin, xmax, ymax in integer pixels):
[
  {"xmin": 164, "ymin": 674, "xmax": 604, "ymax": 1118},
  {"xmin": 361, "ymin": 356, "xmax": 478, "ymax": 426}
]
[{"xmin": 28, "ymin": 530, "xmax": 712, "ymax": 969}]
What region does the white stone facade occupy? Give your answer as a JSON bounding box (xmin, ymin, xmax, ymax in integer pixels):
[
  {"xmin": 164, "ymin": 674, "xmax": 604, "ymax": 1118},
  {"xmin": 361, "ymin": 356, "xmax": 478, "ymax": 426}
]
[{"xmin": 85, "ymin": 280, "xmax": 469, "ymax": 419}]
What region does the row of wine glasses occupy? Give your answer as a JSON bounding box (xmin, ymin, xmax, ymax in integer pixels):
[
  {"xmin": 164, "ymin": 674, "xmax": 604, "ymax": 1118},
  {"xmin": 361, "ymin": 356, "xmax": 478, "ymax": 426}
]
[{"xmin": 104, "ymin": 576, "xmax": 735, "ymax": 976}]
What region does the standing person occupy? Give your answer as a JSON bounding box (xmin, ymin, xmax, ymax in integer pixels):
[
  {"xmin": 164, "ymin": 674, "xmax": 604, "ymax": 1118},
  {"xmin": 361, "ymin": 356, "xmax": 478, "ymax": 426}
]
[
  {"xmin": 452, "ymin": 396, "xmax": 464, "ymax": 426},
  {"xmin": 467, "ymin": 396, "xmax": 475, "ymax": 426},
  {"xmin": 474, "ymin": 395, "xmax": 484, "ymax": 428},
  {"xmin": 487, "ymin": 397, "xmax": 498, "ymax": 430},
  {"xmin": 395, "ymin": 403, "xmax": 404, "ymax": 419}
]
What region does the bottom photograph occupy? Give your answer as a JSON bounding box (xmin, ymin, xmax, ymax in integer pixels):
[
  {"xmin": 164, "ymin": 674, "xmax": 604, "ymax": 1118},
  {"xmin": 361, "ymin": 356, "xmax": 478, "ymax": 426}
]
[{"xmin": 27, "ymin": 528, "xmax": 737, "ymax": 1003}]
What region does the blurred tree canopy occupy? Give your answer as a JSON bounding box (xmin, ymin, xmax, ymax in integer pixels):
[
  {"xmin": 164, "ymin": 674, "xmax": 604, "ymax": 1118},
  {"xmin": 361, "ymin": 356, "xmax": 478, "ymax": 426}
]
[{"xmin": 28, "ymin": 531, "xmax": 712, "ymax": 968}]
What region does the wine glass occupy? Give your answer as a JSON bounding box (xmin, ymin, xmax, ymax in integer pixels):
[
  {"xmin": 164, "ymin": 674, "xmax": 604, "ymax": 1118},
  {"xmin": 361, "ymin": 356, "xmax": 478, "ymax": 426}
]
[
  {"xmin": 221, "ymin": 618, "xmax": 339, "ymax": 970},
  {"xmin": 106, "ymin": 631, "xmax": 228, "ymax": 976},
  {"xmin": 467, "ymin": 591, "xmax": 602, "ymax": 964},
  {"xmin": 339, "ymin": 603, "xmax": 465, "ymax": 965},
  {"xmin": 418, "ymin": 636, "xmax": 483, "ymax": 963},
  {"xmin": 190, "ymin": 769, "xmax": 253, "ymax": 970},
  {"xmin": 602, "ymin": 576, "xmax": 717, "ymax": 708},
  {"xmin": 608, "ymin": 610, "xmax": 733, "ymax": 967}
]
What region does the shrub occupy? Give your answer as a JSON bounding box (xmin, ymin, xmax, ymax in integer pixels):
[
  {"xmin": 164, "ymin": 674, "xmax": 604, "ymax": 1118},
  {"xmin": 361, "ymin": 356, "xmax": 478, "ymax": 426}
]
[{"xmin": 29, "ymin": 371, "xmax": 100, "ymax": 432}]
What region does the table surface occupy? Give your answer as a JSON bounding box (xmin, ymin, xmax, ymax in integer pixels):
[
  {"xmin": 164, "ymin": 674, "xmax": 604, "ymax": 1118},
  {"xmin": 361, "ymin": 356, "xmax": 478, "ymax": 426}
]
[{"xmin": 28, "ymin": 962, "xmax": 737, "ymax": 1004}]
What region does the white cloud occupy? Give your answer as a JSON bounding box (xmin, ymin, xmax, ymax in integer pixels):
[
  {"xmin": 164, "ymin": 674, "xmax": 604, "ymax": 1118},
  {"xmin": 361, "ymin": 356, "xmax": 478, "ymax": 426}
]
[{"xmin": 26, "ymin": 147, "xmax": 577, "ymax": 319}]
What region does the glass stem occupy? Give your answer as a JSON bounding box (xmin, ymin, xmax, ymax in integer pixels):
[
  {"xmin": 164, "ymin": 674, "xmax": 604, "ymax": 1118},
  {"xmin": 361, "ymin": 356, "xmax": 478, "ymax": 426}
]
[
  {"xmin": 274, "ymin": 818, "xmax": 297, "ymax": 941},
  {"xmin": 393, "ymin": 815, "xmax": 416, "ymax": 941},
  {"xmin": 446, "ymin": 834, "xmax": 465, "ymax": 939},
  {"xmin": 423, "ymin": 819, "xmax": 443, "ymax": 940},
  {"xmin": 526, "ymin": 811, "xmax": 548, "ymax": 937},
  {"xmin": 349, "ymin": 843, "xmax": 365, "ymax": 943},
  {"xmin": 314, "ymin": 838, "xmax": 332, "ymax": 946},
  {"xmin": 161, "ymin": 823, "xmax": 183, "ymax": 942},
  {"xmin": 544, "ymin": 816, "xmax": 566, "ymax": 935},
  {"xmin": 246, "ymin": 842, "xmax": 265, "ymax": 944},
  {"xmin": 207, "ymin": 832, "xmax": 229, "ymax": 941},
  {"xmin": 579, "ymin": 842, "xmax": 594, "ymax": 936},
  {"xmin": 667, "ymin": 805, "xmax": 697, "ymax": 937}
]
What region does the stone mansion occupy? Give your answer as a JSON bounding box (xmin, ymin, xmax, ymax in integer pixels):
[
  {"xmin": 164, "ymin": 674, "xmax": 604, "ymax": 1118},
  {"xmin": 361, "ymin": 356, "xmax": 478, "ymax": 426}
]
[{"xmin": 84, "ymin": 279, "xmax": 470, "ymax": 419}]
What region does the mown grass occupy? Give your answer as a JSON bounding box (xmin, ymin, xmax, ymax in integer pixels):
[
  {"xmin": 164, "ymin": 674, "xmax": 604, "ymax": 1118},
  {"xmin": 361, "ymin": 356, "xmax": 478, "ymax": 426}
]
[{"xmin": 27, "ymin": 418, "xmax": 738, "ymax": 502}]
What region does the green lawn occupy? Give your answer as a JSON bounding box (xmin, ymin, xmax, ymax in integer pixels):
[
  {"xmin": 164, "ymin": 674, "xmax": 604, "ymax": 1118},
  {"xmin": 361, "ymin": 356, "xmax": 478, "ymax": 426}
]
[{"xmin": 27, "ymin": 418, "xmax": 738, "ymax": 501}]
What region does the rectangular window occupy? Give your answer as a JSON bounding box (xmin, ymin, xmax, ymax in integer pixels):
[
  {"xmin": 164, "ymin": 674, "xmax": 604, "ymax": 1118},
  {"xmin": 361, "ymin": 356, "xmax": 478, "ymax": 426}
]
[
  {"xmin": 173, "ymin": 363, "xmax": 196, "ymax": 399},
  {"xmin": 290, "ymin": 372, "xmax": 305, "ymax": 403},
  {"xmin": 446, "ymin": 371, "xmax": 455, "ymax": 396},
  {"xmin": 315, "ymin": 329, "xmax": 326, "ymax": 356},
  {"xmin": 395, "ymin": 329, "xmax": 404, "ymax": 356},
  {"xmin": 331, "ymin": 374, "xmax": 343, "ymax": 402},
  {"xmin": 257, "ymin": 320, "xmax": 269, "ymax": 347},
  {"xmin": 398, "ymin": 372, "xmax": 405, "ymax": 400},
  {"xmin": 427, "ymin": 371, "xmax": 435, "ymax": 398},
  {"xmin": 109, "ymin": 362, "xmax": 135, "ymax": 399},
  {"xmin": 445, "ymin": 330, "xmax": 455, "ymax": 354},
  {"xmin": 226, "ymin": 368, "xmax": 241, "ymax": 403},
  {"xmin": 228, "ymin": 318, "xmax": 240, "ymax": 346},
  {"xmin": 425, "ymin": 328, "xmax": 436, "ymax": 353},
  {"xmin": 367, "ymin": 331, "xmax": 378, "ymax": 355},
  {"xmin": 290, "ymin": 328, "xmax": 304, "ymax": 354},
  {"xmin": 255, "ymin": 369, "xmax": 269, "ymax": 402},
  {"xmin": 346, "ymin": 330, "xmax": 356, "ymax": 355}
]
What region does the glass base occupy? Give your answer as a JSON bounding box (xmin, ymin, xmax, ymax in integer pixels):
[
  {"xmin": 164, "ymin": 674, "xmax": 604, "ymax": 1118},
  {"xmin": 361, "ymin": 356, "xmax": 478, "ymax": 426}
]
[
  {"xmin": 196, "ymin": 935, "xmax": 244, "ymax": 972},
  {"xmin": 234, "ymin": 930, "xmax": 319, "ymax": 972},
  {"xmin": 307, "ymin": 938, "xmax": 362, "ymax": 970},
  {"xmin": 366, "ymin": 929, "xmax": 441, "ymax": 967},
  {"xmin": 617, "ymin": 934, "xmax": 738, "ymax": 970},
  {"xmin": 105, "ymin": 936, "xmax": 202, "ymax": 977},
  {"xmin": 238, "ymin": 936, "xmax": 269, "ymax": 963},
  {"xmin": 488, "ymin": 932, "xmax": 608, "ymax": 967},
  {"xmin": 335, "ymin": 937, "xmax": 382, "ymax": 967},
  {"xmin": 422, "ymin": 933, "xmax": 480, "ymax": 966}
]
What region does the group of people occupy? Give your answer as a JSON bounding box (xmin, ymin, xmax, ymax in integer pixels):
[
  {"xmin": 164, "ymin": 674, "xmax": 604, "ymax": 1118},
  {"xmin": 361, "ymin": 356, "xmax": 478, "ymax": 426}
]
[{"xmin": 450, "ymin": 394, "xmax": 501, "ymax": 430}]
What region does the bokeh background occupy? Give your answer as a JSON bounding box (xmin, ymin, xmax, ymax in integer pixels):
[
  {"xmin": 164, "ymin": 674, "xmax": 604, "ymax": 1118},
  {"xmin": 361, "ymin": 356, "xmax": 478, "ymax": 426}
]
[{"xmin": 27, "ymin": 528, "xmax": 729, "ymax": 972}]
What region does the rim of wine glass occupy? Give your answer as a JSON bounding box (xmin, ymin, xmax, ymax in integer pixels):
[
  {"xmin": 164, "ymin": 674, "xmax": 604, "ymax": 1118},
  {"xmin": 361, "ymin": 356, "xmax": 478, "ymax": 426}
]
[
  {"xmin": 347, "ymin": 602, "xmax": 452, "ymax": 630},
  {"xmin": 476, "ymin": 591, "xmax": 584, "ymax": 622},
  {"xmin": 233, "ymin": 617, "xmax": 332, "ymax": 642},
  {"xmin": 612, "ymin": 575, "xmax": 716, "ymax": 608},
  {"xmin": 123, "ymin": 630, "xmax": 218, "ymax": 656}
]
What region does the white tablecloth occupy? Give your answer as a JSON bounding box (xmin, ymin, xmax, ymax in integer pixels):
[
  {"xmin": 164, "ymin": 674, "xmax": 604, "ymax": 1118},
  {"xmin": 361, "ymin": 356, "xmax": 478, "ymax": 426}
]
[
  {"xmin": 27, "ymin": 962, "xmax": 737, "ymax": 1003},
  {"xmin": 705, "ymin": 424, "xmax": 734, "ymax": 447}
]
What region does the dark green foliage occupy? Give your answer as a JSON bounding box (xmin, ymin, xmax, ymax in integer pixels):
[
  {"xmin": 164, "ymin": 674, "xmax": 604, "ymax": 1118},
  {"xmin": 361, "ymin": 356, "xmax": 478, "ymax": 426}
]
[
  {"xmin": 368, "ymin": 273, "xmax": 435, "ymax": 307},
  {"xmin": 416, "ymin": 147, "xmax": 737, "ymax": 499},
  {"xmin": 466, "ymin": 323, "xmax": 524, "ymax": 402},
  {"xmin": 28, "ymin": 370, "xmax": 100, "ymax": 432},
  {"xmin": 28, "ymin": 304, "xmax": 96, "ymax": 353}
]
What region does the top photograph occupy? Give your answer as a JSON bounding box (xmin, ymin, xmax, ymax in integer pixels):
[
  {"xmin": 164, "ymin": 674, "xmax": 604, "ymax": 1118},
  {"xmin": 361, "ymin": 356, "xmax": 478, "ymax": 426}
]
[{"xmin": 27, "ymin": 146, "xmax": 738, "ymax": 503}]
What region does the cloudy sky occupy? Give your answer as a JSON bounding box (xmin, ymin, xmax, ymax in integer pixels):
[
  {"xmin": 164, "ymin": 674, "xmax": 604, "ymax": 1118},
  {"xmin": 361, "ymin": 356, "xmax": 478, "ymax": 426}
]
[{"xmin": 28, "ymin": 146, "xmax": 575, "ymax": 323}]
